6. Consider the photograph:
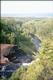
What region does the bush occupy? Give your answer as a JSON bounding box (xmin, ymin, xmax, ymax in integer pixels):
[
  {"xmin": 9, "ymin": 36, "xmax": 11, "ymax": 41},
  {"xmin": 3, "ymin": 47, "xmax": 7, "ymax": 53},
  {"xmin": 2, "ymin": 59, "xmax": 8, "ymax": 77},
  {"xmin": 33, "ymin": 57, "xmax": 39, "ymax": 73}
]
[
  {"xmin": 10, "ymin": 66, "xmax": 26, "ymax": 80},
  {"xmin": 22, "ymin": 39, "xmax": 53, "ymax": 80}
]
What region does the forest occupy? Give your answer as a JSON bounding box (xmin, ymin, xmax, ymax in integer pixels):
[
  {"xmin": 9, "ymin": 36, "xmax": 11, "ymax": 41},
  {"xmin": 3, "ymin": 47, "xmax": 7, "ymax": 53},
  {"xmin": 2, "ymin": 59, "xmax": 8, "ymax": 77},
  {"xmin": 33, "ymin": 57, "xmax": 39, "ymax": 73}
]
[{"xmin": 0, "ymin": 17, "xmax": 53, "ymax": 80}]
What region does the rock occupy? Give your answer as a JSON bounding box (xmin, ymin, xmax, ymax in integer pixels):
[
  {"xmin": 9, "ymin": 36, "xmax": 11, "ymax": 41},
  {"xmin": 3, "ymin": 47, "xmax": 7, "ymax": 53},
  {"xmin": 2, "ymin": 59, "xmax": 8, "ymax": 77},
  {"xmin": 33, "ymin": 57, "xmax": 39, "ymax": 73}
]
[{"xmin": 0, "ymin": 44, "xmax": 17, "ymax": 64}]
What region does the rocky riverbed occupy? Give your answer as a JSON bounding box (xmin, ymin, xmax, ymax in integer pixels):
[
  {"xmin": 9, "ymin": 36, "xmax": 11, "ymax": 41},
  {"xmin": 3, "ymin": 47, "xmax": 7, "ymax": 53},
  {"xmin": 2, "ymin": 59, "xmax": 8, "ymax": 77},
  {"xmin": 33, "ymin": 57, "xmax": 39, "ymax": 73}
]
[{"xmin": 0, "ymin": 44, "xmax": 34, "ymax": 78}]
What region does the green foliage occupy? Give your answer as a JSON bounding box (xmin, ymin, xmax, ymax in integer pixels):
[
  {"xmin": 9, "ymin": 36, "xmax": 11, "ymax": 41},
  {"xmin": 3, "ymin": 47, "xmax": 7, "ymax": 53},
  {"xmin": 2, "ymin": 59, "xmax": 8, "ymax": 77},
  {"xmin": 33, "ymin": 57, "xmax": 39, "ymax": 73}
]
[
  {"xmin": 10, "ymin": 66, "xmax": 26, "ymax": 80},
  {"xmin": 0, "ymin": 77, "xmax": 8, "ymax": 80},
  {"xmin": 22, "ymin": 39, "xmax": 53, "ymax": 80},
  {"xmin": 0, "ymin": 18, "xmax": 35, "ymax": 55},
  {"xmin": 22, "ymin": 18, "xmax": 53, "ymax": 39}
]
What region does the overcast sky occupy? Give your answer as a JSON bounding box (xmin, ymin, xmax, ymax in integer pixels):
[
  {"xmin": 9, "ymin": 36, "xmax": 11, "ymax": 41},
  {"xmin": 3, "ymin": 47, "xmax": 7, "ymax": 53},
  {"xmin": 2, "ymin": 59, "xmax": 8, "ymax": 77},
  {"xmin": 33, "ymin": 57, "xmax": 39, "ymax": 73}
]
[{"xmin": 1, "ymin": 1, "xmax": 53, "ymax": 17}]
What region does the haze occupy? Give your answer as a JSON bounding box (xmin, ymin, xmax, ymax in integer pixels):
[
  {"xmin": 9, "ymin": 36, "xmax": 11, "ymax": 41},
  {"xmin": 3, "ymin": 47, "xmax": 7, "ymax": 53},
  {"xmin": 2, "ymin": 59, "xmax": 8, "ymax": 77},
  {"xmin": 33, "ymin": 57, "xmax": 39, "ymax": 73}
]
[{"xmin": 1, "ymin": 1, "xmax": 53, "ymax": 17}]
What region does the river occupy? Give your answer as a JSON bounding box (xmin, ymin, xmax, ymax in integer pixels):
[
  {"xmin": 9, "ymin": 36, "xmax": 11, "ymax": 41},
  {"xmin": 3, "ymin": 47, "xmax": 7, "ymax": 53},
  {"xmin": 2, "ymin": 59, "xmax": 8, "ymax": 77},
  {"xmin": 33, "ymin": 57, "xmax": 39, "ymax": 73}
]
[{"xmin": 0, "ymin": 34, "xmax": 41, "ymax": 77}]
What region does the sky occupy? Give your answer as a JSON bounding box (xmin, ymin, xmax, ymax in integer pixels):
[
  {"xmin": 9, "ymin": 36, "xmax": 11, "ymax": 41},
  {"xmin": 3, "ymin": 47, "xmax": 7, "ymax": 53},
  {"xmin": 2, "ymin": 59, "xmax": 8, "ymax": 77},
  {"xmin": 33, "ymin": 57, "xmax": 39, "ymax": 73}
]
[{"xmin": 1, "ymin": 1, "xmax": 53, "ymax": 17}]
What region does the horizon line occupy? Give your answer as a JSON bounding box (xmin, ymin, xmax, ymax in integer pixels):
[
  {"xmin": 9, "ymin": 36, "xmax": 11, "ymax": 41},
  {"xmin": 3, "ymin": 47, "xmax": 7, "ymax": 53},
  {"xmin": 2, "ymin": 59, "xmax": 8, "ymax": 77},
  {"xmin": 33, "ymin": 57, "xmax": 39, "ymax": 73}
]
[{"xmin": 1, "ymin": 13, "xmax": 53, "ymax": 18}]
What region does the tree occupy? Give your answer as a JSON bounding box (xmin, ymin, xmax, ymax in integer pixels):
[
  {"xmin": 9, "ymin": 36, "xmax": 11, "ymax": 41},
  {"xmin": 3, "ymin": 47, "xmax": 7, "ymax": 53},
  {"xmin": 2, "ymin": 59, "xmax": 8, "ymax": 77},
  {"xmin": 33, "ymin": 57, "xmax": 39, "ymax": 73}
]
[{"xmin": 22, "ymin": 39, "xmax": 53, "ymax": 80}]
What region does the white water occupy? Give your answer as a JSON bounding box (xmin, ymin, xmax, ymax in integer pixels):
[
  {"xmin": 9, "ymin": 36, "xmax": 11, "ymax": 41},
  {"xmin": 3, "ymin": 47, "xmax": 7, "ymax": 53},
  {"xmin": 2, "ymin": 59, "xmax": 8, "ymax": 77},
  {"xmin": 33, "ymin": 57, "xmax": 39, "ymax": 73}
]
[{"xmin": 22, "ymin": 61, "xmax": 35, "ymax": 67}]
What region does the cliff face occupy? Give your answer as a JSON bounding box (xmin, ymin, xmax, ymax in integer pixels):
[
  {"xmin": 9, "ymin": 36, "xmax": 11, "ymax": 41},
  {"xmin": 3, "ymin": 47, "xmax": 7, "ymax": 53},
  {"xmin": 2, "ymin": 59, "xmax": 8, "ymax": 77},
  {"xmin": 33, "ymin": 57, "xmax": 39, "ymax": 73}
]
[
  {"xmin": 1, "ymin": 44, "xmax": 17, "ymax": 56},
  {"xmin": 0, "ymin": 44, "xmax": 17, "ymax": 64}
]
